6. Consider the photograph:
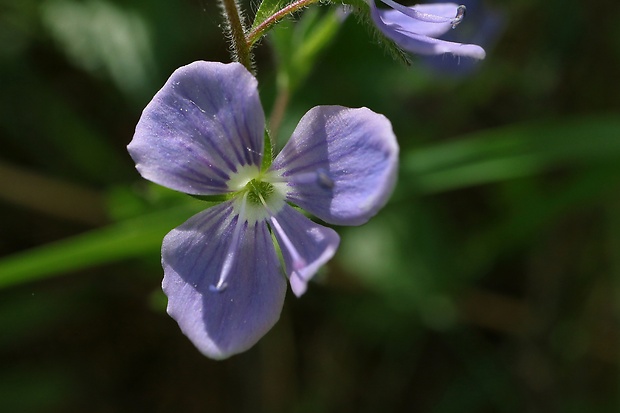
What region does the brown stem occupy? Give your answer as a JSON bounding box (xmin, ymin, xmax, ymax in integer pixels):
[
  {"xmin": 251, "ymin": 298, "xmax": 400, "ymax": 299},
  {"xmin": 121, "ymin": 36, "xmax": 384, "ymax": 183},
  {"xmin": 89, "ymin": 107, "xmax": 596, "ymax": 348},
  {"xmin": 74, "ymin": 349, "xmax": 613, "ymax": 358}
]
[
  {"xmin": 246, "ymin": 0, "xmax": 319, "ymax": 47},
  {"xmin": 268, "ymin": 88, "xmax": 290, "ymax": 146}
]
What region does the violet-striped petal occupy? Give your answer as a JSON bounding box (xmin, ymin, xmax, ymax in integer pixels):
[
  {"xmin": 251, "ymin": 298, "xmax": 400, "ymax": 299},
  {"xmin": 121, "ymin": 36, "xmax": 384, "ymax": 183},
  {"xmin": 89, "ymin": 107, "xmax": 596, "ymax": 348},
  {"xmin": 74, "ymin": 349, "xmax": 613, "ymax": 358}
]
[
  {"xmin": 271, "ymin": 106, "xmax": 398, "ymax": 226},
  {"xmin": 269, "ymin": 204, "xmax": 340, "ymax": 297},
  {"xmin": 162, "ymin": 201, "xmax": 286, "ymax": 359},
  {"xmin": 380, "ymin": 0, "xmax": 456, "ymax": 23},
  {"xmin": 128, "ymin": 61, "xmax": 265, "ymax": 195},
  {"xmin": 378, "ymin": 2, "xmax": 459, "ymax": 37},
  {"xmin": 370, "ymin": 0, "xmax": 486, "ymax": 59}
]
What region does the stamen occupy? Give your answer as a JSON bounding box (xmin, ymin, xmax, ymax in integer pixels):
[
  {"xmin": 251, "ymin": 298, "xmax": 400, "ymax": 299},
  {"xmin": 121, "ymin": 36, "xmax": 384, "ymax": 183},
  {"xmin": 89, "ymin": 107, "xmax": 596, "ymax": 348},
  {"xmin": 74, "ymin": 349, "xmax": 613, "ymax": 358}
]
[
  {"xmin": 272, "ymin": 169, "xmax": 334, "ymax": 189},
  {"xmin": 255, "ymin": 190, "xmax": 307, "ymax": 275},
  {"xmin": 269, "ymin": 215, "xmax": 307, "ymax": 273},
  {"xmin": 316, "ymin": 168, "xmax": 334, "ymax": 189},
  {"xmin": 452, "ymin": 5, "xmax": 466, "ymax": 29},
  {"xmin": 209, "ymin": 194, "xmax": 248, "ymax": 293}
]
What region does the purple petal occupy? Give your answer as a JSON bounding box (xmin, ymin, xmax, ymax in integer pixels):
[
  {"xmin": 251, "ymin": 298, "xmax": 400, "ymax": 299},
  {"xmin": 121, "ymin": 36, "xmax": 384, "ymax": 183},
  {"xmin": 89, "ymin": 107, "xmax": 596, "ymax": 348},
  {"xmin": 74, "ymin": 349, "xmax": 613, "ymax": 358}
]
[
  {"xmin": 162, "ymin": 201, "xmax": 286, "ymax": 359},
  {"xmin": 269, "ymin": 204, "xmax": 340, "ymax": 297},
  {"xmin": 420, "ymin": 0, "xmax": 504, "ymax": 75},
  {"xmin": 370, "ymin": 0, "xmax": 486, "ymax": 59},
  {"xmin": 128, "ymin": 61, "xmax": 265, "ymax": 195},
  {"xmin": 271, "ymin": 106, "xmax": 398, "ymax": 226},
  {"xmin": 379, "ymin": 0, "xmax": 456, "ymax": 25},
  {"xmin": 378, "ymin": 3, "xmax": 459, "ymax": 37}
]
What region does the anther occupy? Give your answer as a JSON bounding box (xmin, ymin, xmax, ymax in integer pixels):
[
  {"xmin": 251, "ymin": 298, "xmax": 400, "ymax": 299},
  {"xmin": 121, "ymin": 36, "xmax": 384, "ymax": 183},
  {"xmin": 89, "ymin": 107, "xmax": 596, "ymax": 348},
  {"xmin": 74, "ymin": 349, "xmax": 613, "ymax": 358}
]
[
  {"xmin": 209, "ymin": 282, "xmax": 228, "ymax": 292},
  {"xmin": 452, "ymin": 5, "xmax": 466, "ymax": 29},
  {"xmin": 316, "ymin": 168, "xmax": 334, "ymax": 189}
]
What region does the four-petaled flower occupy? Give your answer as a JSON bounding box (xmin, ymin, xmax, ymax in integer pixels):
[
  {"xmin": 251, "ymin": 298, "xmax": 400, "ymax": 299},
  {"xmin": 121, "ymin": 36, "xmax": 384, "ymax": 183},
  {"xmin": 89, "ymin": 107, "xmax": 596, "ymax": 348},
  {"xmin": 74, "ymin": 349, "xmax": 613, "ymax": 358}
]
[
  {"xmin": 128, "ymin": 61, "xmax": 398, "ymax": 359},
  {"xmin": 370, "ymin": 0, "xmax": 486, "ymax": 59}
]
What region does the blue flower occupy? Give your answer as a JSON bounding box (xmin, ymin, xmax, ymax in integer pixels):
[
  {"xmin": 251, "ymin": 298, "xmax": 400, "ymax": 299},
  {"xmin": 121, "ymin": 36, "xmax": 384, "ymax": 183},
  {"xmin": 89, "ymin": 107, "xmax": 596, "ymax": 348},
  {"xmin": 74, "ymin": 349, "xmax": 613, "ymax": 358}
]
[
  {"xmin": 369, "ymin": 0, "xmax": 486, "ymax": 59},
  {"xmin": 127, "ymin": 61, "xmax": 398, "ymax": 359}
]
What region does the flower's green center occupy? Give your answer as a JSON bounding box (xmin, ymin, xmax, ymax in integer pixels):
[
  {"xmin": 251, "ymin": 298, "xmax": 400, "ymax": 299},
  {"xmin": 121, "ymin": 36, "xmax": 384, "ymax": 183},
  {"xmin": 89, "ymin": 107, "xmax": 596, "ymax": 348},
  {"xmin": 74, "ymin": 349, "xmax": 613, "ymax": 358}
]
[
  {"xmin": 246, "ymin": 179, "xmax": 275, "ymax": 205},
  {"xmin": 227, "ymin": 169, "xmax": 286, "ymax": 224}
]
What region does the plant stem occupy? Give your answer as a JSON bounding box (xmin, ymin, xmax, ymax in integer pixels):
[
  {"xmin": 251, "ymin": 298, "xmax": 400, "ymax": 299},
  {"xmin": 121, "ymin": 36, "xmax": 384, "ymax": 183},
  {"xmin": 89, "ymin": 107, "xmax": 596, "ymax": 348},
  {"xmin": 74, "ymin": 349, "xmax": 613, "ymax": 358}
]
[
  {"xmin": 246, "ymin": 0, "xmax": 319, "ymax": 47},
  {"xmin": 220, "ymin": 0, "xmax": 253, "ymax": 71},
  {"xmin": 268, "ymin": 87, "xmax": 290, "ymax": 146}
]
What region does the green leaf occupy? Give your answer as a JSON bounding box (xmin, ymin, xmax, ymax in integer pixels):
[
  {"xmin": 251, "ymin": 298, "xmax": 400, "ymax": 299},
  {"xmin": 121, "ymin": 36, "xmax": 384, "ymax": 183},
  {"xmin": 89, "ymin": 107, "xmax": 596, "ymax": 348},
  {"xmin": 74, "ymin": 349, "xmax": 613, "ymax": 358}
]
[
  {"xmin": 0, "ymin": 201, "xmax": 208, "ymax": 289},
  {"xmin": 460, "ymin": 163, "xmax": 620, "ymax": 282},
  {"xmin": 250, "ymin": 0, "xmax": 289, "ymax": 31},
  {"xmin": 262, "ymin": 129, "xmax": 274, "ymax": 171},
  {"xmin": 404, "ymin": 115, "xmax": 620, "ymax": 194},
  {"xmin": 271, "ymin": 7, "xmax": 342, "ymax": 94}
]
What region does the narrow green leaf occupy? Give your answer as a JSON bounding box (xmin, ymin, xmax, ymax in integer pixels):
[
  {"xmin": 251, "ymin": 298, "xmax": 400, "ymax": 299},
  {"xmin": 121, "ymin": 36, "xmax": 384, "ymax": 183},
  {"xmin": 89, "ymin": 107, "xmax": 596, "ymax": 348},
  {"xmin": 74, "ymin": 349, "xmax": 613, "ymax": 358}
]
[
  {"xmin": 289, "ymin": 8, "xmax": 341, "ymax": 92},
  {"xmin": 460, "ymin": 163, "xmax": 620, "ymax": 281},
  {"xmin": 404, "ymin": 116, "xmax": 620, "ymax": 193},
  {"xmin": 0, "ymin": 201, "xmax": 207, "ymax": 289},
  {"xmin": 271, "ymin": 8, "xmax": 342, "ymax": 94}
]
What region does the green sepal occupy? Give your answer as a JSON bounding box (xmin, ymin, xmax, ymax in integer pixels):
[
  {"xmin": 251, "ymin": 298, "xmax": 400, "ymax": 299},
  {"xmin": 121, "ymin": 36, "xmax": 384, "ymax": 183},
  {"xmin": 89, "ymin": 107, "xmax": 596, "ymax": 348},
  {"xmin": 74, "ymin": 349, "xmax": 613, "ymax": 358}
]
[
  {"xmin": 336, "ymin": 0, "xmax": 411, "ymax": 65},
  {"xmin": 189, "ymin": 194, "xmax": 231, "ymax": 203},
  {"xmin": 262, "ymin": 129, "xmax": 274, "ymax": 172}
]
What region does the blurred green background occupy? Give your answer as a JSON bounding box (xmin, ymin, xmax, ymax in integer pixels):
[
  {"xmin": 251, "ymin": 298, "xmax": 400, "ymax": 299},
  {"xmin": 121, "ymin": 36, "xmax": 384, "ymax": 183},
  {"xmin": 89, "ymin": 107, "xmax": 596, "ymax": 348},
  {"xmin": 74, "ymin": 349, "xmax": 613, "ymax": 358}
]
[{"xmin": 1, "ymin": 0, "xmax": 620, "ymax": 411}]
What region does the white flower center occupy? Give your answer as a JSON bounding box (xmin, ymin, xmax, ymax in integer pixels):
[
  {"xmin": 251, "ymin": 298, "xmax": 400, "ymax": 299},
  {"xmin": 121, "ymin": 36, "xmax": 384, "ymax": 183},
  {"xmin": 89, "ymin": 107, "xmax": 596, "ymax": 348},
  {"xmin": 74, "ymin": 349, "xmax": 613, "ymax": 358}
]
[
  {"xmin": 226, "ymin": 167, "xmax": 287, "ymax": 225},
  {"xmin": 226, "ymin": 164, "xmax": 261, "ymax": 191}
]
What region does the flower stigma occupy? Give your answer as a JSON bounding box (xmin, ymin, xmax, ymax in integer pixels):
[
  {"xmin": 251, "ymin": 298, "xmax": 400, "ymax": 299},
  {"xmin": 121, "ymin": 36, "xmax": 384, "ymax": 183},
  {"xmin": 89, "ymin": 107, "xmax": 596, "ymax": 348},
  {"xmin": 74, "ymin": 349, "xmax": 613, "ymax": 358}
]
[
  {"xmin": 247, "ymin": 179, "xmax": 275, "ymax": 206},
  {"xmin": 229, "ymin": 173, "xmax": 286, "ymax": 225},
  {"xmin": 452, "ymin": 5, "xmax": 466, "ymax": 29}
]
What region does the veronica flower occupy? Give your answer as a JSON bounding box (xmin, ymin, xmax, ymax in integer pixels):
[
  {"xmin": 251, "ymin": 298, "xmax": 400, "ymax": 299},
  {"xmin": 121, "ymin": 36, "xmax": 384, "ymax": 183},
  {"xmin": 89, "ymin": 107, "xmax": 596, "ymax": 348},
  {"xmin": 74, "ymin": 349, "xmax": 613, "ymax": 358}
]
[
  {"xmin": 369, "ymin": 0, "xmax": 486, "ymax": 59},
  {"xmin": 127, "ymin": 61, "xmax": 398, "ymax": 359}
]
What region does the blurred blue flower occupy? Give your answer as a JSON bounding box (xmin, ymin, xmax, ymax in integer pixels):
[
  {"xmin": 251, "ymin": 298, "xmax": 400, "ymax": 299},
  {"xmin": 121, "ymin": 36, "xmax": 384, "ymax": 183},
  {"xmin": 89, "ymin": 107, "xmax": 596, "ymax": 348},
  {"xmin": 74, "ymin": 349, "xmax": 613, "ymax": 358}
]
[
  {"xmin": 420, "ymin": 0, "xmax": 504, "ymax": 76},
  {"xmin": 369, "ymin": 0, "xmax": 486, "ymax": 59},
  {"xmin": 127, "ymin": 61, "xmax": 398, "ymax": 359}
]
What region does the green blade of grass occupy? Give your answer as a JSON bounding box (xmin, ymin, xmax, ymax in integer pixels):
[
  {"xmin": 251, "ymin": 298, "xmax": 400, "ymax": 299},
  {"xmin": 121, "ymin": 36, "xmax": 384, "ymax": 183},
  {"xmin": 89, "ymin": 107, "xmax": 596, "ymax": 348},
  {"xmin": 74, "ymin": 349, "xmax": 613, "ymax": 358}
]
[
  {"xmin": 0, "ymin": 201, "xmax": 206, "ymax": 289},
  {"xmin": 405, "ymin": 115, "xmax": 620, "ymax": 193}
]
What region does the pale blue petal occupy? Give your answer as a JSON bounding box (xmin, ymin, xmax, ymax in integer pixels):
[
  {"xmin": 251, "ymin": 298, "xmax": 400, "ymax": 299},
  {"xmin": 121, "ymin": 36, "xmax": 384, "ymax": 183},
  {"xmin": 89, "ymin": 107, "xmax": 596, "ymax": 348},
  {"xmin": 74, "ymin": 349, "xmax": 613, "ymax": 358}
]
[
  {"xmin": 378, "ymin": 3, "xmax": 460, "ymax": 37},
  {"xmin": 379, "ymin": 0, "xmax": 456, "ymax": 24},
  {"xmin": 128, "ymin": 61, "xmax": 264, "ymax": 195},
  {"xmin": 271, "ymin": 106, "xmax": 398, "ymax": 226},
  {"xmin": 162, "ymin": 201, "xmax": 286, "ymax": 359},
  {"xmin": 371, "ymin": 0, "xmax": 486, "ymax": 59},
  {"xmin": 269, "ymin": 204, "xmax": 340, "ymax": 297}
]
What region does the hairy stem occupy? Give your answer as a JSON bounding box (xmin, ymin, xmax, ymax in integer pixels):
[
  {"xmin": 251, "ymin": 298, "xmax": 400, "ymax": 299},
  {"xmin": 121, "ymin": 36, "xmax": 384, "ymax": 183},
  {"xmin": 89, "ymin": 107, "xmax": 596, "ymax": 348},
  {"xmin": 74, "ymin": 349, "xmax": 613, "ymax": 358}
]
[
  {"xmin": 219, "ymin": 0, "xmax": 253, "ymax": 71},
  {"xmin": 246, "ymin": 0, "xmax": 320, "ymax": 47}
]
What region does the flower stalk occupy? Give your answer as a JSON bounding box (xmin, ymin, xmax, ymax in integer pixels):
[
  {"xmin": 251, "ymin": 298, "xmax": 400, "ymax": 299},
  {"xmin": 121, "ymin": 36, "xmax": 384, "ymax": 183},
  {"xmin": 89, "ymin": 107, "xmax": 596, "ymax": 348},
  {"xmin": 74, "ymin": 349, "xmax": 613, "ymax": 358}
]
[{"xmin": 219, "ymin": 0, "xmax": 253, "ymax": 71}]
